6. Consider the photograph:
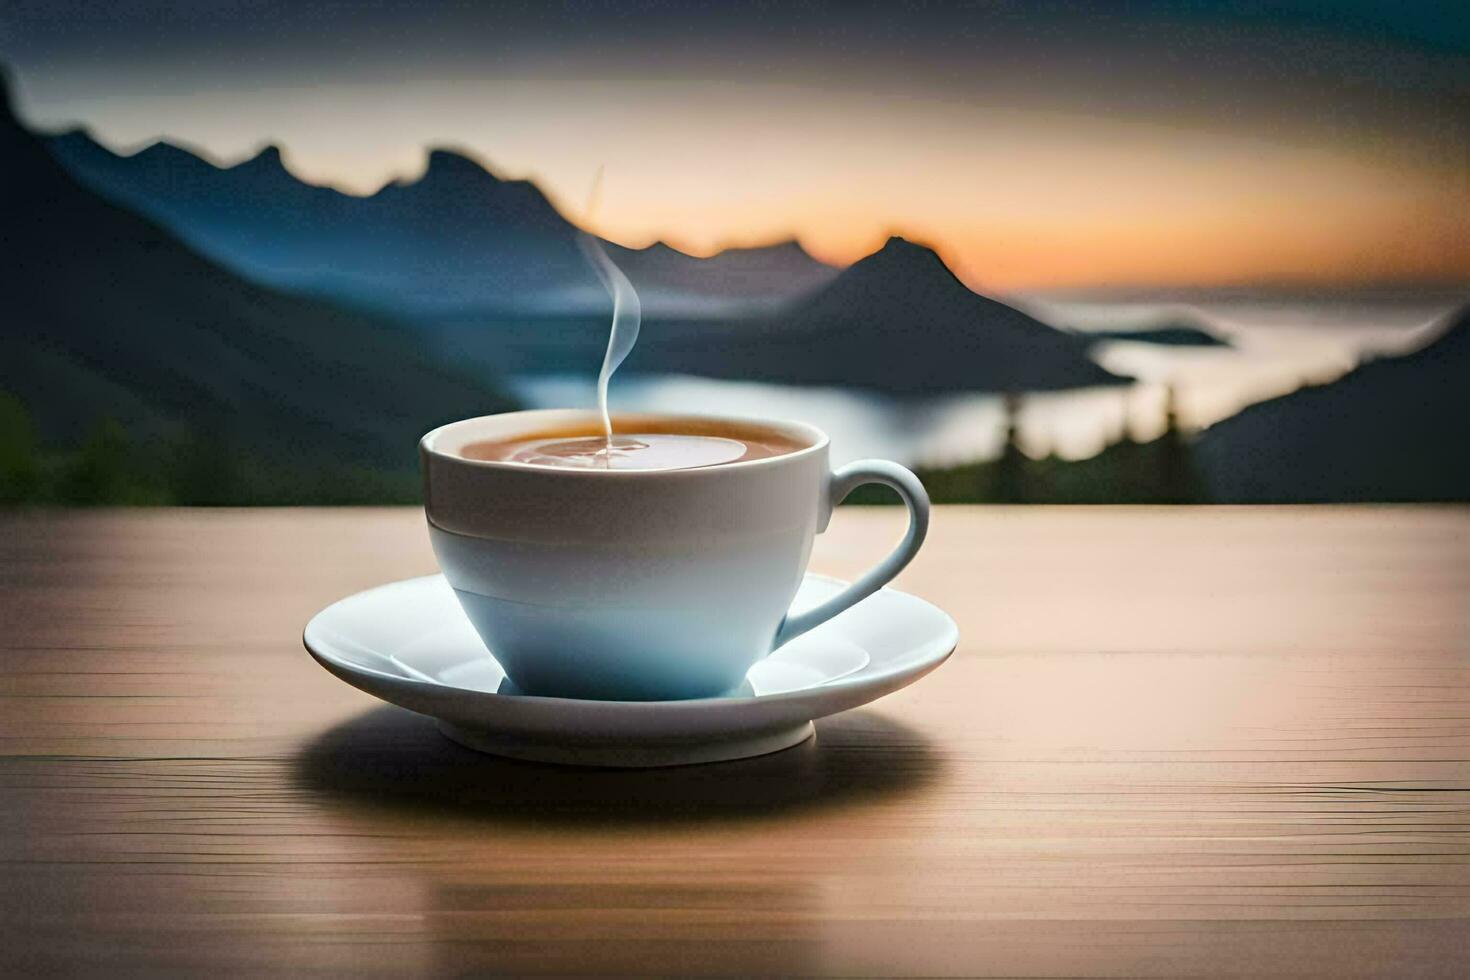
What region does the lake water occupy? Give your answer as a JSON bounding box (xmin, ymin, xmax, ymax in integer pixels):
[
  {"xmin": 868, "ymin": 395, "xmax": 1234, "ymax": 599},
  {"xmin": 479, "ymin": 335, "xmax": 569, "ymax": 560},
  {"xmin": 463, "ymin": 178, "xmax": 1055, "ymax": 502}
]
[{"xmin": 511, "ymin": 297, "xmax": 1463, "ymax": 468}]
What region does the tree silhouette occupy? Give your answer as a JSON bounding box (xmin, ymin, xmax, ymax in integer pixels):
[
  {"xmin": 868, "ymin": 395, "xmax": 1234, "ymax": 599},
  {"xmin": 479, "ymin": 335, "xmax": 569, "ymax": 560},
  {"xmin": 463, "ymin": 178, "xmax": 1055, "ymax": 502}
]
[
  {"xmin": 993, "ymin": 392, "xmax": 1027, "ymax": 503},
  {"xmin": 1155, "ymin": 385, "xmax": 1204, "ymax": 504}
]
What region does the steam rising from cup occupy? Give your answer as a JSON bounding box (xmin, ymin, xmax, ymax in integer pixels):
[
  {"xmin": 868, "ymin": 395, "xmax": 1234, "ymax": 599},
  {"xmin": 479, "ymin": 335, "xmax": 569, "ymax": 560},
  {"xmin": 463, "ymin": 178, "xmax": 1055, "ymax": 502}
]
[
  {"xmin": 577, "ymin": 232, "xmax": 641, "ymax": 442},
  {"xmin": 578, "ymin": 166, "xmax": 641, "ymax": 444}
]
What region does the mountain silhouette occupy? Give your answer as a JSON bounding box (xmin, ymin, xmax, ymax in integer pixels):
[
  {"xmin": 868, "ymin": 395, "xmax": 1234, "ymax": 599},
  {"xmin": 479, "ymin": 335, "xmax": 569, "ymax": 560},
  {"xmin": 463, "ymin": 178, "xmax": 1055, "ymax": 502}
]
[
  {"xmin": 637, "ymin": 237, "xmax": 1127, "ymax": 392},
  {"xmin": 440, "ymin": 237, "xmax": 1127, "ymax": 394},
  {"xmin": 43, "ymin": 129, "xmax": 1113, "ymax": 393},
  {"xmin": 602, "ymin": 239, "xmax": 838, "ymax": 312},
  {"xmin": 1, "ymin": 73, "xmax": 512, "ymax": 493},
  {"xmin": 45, "ymin": 131, "xmax": 587, "ymax": 316},
  {"xmin": 45, "ymin": 131, "xmax": 838, "ymax": 317},
  {"xmin": 1195, "ymin": 310, "xmax": 1470, "ymax": 501}
]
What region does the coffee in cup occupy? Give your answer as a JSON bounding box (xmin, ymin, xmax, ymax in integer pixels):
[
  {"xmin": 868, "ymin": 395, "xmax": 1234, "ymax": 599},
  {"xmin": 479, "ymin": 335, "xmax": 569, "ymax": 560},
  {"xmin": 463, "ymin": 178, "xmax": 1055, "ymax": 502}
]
[
  {"xmin": 421, "ymin": 409, "xmax": 929, "ymax": 701},
  {"xmin": 457, "ymin": 416, "xmax": 805, "ymax": 471}
]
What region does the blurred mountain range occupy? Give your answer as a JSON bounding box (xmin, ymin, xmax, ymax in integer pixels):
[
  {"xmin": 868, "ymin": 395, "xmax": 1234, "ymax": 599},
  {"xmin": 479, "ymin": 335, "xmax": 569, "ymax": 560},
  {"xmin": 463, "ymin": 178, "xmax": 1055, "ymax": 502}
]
[
  {"xmin": 645, "ymin": 236, "xmax": 1126, "ymax": 392},
  {"xmin": 429, "ymin": 236, "xmax": 1126, "ymax": 393},
  {"xmin": 46, "ymin": 130, "xmax": 839, "ymax": 318},
  {"xmin": 46, "ymin": 122, "xmax": 1120, "ymax": 395},
  {"xmin": 0, "ymin": 77, "xmax": 512, "ymax": 502},
  {"xmin": 5, "ymin": 68, "xmax": 1466, "ymax": 503}
]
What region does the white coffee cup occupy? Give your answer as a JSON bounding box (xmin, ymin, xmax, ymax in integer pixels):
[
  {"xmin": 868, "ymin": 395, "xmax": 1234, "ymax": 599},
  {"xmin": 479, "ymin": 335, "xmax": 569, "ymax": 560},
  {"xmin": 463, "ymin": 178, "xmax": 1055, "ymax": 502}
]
[{"xmin": 421, "ymin": 409, "xmax": 929, "ymax": 701}]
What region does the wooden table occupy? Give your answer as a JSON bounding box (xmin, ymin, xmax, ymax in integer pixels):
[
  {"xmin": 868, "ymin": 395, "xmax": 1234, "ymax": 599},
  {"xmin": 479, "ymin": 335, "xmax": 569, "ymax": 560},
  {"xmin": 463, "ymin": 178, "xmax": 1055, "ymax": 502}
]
[{"xmin": 1, "ymin": 507, "xmax": 1467, "ymax": 977}]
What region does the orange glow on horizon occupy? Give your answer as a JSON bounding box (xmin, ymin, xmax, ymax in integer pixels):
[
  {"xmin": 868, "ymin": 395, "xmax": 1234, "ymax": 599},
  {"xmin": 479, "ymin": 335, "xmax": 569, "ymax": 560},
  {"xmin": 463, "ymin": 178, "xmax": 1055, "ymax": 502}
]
[{"xmin": 23, "ymin": 75, "xmax": 1470, "ymax": 294}]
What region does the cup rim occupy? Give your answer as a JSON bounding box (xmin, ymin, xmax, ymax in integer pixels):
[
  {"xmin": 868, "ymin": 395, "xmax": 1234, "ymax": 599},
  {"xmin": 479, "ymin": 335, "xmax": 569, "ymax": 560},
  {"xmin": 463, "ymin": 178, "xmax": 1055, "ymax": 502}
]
[{"xmin": 420, "ymin": 408, "xmax": 829, "ymax": 477}]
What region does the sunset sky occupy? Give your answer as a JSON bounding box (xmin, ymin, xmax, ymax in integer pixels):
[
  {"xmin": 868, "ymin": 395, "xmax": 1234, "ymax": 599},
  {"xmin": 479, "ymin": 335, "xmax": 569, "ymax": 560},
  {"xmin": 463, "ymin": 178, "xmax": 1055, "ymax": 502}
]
[{"xmin": 3, "ymin": 1, "xmax": 1467, "ymax": 291}]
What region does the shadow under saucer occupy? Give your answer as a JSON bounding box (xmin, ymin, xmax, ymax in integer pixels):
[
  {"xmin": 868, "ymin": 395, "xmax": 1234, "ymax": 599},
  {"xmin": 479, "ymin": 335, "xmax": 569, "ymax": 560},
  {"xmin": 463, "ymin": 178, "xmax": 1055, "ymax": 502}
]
[{"xmin": 293, "ymin": 704, "xmax": 944, "ymax": 828}]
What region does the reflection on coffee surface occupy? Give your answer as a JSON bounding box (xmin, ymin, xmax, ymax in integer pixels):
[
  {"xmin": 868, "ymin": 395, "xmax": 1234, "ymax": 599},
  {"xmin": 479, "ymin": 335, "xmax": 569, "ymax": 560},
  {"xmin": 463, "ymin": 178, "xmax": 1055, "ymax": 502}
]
[{"xmin": 461, "ymin": 420, "xmax": 804, "ymax": 471}]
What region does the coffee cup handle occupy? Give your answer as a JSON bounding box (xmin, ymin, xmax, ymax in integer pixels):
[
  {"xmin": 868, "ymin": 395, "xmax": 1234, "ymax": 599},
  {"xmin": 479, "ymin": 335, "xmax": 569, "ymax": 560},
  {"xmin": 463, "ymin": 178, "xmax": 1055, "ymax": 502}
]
[{"xmin": 774, "ymin": 459, "xmax": 930, "ymax": 647}]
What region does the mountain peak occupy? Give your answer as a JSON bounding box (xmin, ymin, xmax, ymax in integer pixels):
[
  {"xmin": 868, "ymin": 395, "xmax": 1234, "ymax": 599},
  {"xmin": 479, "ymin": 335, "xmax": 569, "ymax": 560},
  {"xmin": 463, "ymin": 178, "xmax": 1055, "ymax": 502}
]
[
  {"xmin": 844, "ymin": 235, "xmax": 958, "ymax": 285},
  {"xmin": 423, "ymin": 147, "xmax": 498, "ymax": 183},
  {"xmin": 397, "ymin": 147, "xmax": 568, "ymax": 228},
  {"xmin": 772, "ymin": 238, "xmax": 828, "ymax": 264},
  {"xmin": 251, "ymin": 143, "xmax": 282, "ymax": 163},
  {"xmin": 875, "ymin": 234, "xmax": 941, "ymax": 259},
  {"xmin": 132, "ymin": 140, "xmax": 209, "ymax": 168},
  {"xmin": 230, "ymin": 143, "xmax": 285, "ymax": 172}
]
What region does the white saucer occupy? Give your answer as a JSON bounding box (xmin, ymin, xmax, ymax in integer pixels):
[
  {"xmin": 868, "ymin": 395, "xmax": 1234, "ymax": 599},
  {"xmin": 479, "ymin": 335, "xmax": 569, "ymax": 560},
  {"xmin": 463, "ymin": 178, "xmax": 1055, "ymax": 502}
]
[{"xmin": 303, "ymin": 573, "xmax": 958, "ymax": 767}]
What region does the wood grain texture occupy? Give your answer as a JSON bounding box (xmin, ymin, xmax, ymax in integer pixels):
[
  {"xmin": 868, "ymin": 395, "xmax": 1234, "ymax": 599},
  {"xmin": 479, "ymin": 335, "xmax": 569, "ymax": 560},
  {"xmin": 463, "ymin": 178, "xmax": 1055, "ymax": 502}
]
[{"xmin": 1, "ymin": 506, "xmax": 1467, "ymax": 977}]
